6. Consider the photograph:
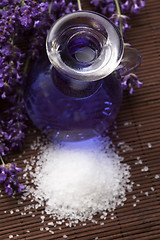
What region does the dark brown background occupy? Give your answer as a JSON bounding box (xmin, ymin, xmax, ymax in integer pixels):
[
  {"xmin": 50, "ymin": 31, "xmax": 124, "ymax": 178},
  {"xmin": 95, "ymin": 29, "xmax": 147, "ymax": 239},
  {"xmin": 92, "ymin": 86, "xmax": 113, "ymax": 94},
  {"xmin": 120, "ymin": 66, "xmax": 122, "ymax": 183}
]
[{"xmin": 0, "ymin": 0, "xmax": 160, "ymax": 239}]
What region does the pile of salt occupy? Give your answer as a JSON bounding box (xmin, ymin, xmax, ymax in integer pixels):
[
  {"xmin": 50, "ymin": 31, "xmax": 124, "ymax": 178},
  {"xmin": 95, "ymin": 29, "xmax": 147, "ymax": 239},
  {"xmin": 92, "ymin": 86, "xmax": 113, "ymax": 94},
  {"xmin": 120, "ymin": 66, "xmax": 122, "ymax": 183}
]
[{"xmin": 24, "ymin": 137, "xmax": 132, "ymax": 224}]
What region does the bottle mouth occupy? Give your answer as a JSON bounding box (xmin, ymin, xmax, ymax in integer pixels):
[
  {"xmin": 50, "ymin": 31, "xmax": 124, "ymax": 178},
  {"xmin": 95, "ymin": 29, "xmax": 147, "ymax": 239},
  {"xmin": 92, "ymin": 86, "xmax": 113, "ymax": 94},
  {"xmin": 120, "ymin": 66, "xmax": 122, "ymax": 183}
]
[
  {"xmin": 67, "ymin": 28, "xmax": 102, "ymax": 65},
  {"xmin": 46, "ymin": 11, "xmax": 123, "ymax": 81}
]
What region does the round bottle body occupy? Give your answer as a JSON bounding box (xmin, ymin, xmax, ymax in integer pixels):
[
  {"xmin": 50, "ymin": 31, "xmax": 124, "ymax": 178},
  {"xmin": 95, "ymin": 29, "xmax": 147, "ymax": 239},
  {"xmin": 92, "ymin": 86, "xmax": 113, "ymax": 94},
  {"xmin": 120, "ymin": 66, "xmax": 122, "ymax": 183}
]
[{"xmin": 24, "ymin": 55, "xmax": 122, "ymax": 142}]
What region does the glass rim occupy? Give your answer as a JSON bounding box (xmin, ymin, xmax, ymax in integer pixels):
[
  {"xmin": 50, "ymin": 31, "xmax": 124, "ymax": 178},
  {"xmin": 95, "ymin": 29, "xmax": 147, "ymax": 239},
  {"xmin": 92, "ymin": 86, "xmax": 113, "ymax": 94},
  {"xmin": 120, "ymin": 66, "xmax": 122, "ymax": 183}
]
[{"xmin": 46, "ymin": 10, "xmax": 124, "ymax": 81}]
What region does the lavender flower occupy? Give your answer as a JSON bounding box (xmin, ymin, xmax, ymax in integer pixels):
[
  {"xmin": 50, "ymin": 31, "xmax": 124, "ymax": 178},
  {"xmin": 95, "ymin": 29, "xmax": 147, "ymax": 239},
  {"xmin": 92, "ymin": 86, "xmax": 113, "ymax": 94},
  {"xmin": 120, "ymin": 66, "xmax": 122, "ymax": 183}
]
[
  {"xmin": 0, "ymin": 166, "xmax": 7, "ymax": 183},
  {"xmin": 89, "ymin": 0, "xmax": 116, "ymax": 17},
  {"xmin": 89, "ymin": 0, "xmax": 146, "ymax": 33},
  {"xmin": 121, "ymin": 73, "xmax": 143, "ymax": 94},
  {"xmin": 0, "ymin": 43, "xmax": 25, "ymax": 101},
  {"xmin": 110, "ymin": 13, "xmax": 130, "ymax": 33},
  {"xmin": 121, "ymin": 0, "xmax": 146, "ymax": 14},
  {"xmin": 0, "ymin": 158, "xmax": 25, "ymax": 195},
  {"xmin": 88, "ymin": 0, "xmax": 144, "ymax": 94},
  {"xmin": 89, "ymin": 0, "xmax": 146, "ymax": 15},
  {"xmin": 0, "ymin": 100, "xmax": 28, "ymax": 155}
]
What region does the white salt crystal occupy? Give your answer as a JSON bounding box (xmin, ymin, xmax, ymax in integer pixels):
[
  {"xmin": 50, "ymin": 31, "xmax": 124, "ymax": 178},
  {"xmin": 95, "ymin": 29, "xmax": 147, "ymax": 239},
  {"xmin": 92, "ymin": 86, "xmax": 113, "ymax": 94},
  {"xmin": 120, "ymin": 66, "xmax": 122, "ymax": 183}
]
[
  {"xmin": 117, "ymin": 141, "xmax": 132, "ymax": 152},
  {"xmin": 135, "ymin": 157, "xmax": 143, "ymax": 165},
  {"xmin": 155, "ymin": 174, "xmax": 160, "ymax": 179},
  {"xmin": 141, "ymin": 166, "xmax": 149, "ymax": 172},
  {"xmin": 24, "ymin": 137, "xmax": 131, "ymax": 224},
  {"xmin": 132, "ymin": 195, "xmax": 136, "ymax": 199},
  {"xmin": 40, "ymin": 215, "xmax": 45, "ymax": 223},
  {"xmin": 145, "ymin": 192, "xmax": 149, "ymax": 197},
  {"xmin": 10, "ymin": 210, "xmax": 14, "ymax": 214},
  {"xmin": 103, "ymin": 212, "xmax": 107, "ymax": 216},
  {"xmin": 124, "ymin": 121, "xmax": 132, "ymax": 126},
  {"xmin": 117, "ymin": 141, "xmax": 125, "ymax": 146},
  {"xmin": 48, "ymin": 222, "xmax": 54, "ymax": 226},
  {"xmin": 9, "ymin": 235, "xmax": 13, "ymax": 239},
  {"xmin": 56, "ymin": 221, "xmax": 62, "ymax": 225},
  {"xmin": 92, "ymin": 219, "xmax": 98, "ymax": 224},
  {"xmin": 151, "ymin": 187, "xmax": 155, "ymax": 191},
  {"xmin": 137, "ymin": 159, "xmax": 143, "ymax": 165},
  {"xmin": 147, "ymin": 143, "xmax": 152, "ymax": 148},
  {"xmin": 63, "ymin": 235, "xmax": 68, "ymax": 238}
]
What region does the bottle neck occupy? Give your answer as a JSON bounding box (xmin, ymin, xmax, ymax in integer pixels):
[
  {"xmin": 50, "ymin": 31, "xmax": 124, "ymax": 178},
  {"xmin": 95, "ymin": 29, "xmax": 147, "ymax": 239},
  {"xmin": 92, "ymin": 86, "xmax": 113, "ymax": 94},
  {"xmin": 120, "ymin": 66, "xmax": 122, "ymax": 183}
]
[{"xmin": 51, "ymin": 68, "xmax": 102, "ymax": 98}]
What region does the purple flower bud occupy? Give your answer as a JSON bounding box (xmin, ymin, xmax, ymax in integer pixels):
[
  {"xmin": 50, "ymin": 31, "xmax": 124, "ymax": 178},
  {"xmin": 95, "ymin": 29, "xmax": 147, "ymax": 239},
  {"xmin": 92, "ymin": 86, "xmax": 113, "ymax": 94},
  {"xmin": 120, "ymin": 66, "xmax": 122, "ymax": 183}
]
[
  {"xmin": 18, "ymin": 184, "xmax": 26, "ymax": 193},
  {"xmin": 33, "ymin": 20, "xmax": 40, "ymax": 28},
  {"xmin": 128, "ymin": 86, "xmax": 133, "ymax": 94},
  {"xmin": 1, "ymin": 92, "xmax": 6, "ymax": 99},
  {"xmin": 5, "ymin": 183, "xmax": 13, "ymax": 195},
  {"xmin": 0, "ymin": 81, "xmax": 4, "ymax": 88},
  {"xmin": 0, "ymin": 160, "xmax": 25, "ymax": 196},
  {"xmin": 0, "ymin": 168, "xmax": 7, "ymax": 183},
  {"xmin": 121, "ymin": 73, "xmax": 142, "ymax": 94}
]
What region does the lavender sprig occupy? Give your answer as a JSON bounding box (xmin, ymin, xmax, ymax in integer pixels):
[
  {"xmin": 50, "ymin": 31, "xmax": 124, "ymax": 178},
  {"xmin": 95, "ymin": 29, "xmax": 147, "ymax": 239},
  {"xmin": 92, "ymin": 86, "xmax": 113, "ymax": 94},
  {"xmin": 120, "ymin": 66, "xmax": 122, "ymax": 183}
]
[
  {"xmin": 0, "ymin": 0, "xmax": 78, "ymax": 159},
  {"xmin": 121, "ymin": 73, "xmax": 142, "ymax": 94},
  {"xmin": 0, "ymin": 155, "xmax": 25, "ymax": 195},
  {"xmin": 89, "ymin": 0, "xmax": 145, "ymax": 16},
  {"xmin": 89, "ymin": 0, "xmax": 145, "ymax": 94}
]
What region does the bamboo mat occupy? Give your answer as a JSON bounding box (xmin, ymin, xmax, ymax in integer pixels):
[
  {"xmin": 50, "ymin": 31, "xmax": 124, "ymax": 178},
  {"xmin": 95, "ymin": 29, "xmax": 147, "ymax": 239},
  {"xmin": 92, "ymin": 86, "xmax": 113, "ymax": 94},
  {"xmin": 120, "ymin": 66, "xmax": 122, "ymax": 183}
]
[{"xmin": 0, "ymin": 0, "xmax": 160, "ymax": 239}]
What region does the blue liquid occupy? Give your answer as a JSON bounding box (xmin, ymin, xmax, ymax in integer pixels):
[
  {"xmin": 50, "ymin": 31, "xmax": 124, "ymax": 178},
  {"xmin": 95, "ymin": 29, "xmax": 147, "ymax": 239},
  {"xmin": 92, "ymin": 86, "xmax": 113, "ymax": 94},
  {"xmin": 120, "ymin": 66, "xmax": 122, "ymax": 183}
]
[{"xmin": 24, "ymin": 54, "xmax": 122, "ymax": 141}]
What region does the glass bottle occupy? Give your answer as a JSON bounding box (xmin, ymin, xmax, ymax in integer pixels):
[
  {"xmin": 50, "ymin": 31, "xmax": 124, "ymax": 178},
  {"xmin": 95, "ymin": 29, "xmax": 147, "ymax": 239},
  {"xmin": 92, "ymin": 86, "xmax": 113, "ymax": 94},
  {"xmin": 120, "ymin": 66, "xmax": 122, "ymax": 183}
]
[{"xmin": 24, "ymin": 11, "xmax": 141, "ymax": 142}]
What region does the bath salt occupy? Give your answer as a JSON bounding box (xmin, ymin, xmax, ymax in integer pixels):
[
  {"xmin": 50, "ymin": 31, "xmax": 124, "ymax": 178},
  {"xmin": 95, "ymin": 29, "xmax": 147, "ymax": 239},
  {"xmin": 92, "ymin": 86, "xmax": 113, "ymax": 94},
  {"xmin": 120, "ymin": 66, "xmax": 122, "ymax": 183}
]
[
  {"xmin": 24, "ymin": 137, "xmax": 132, "ymax": 224},
  {"xmin": 141, "ymin": 166, "xmax": 149, "ymax": 172}
]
